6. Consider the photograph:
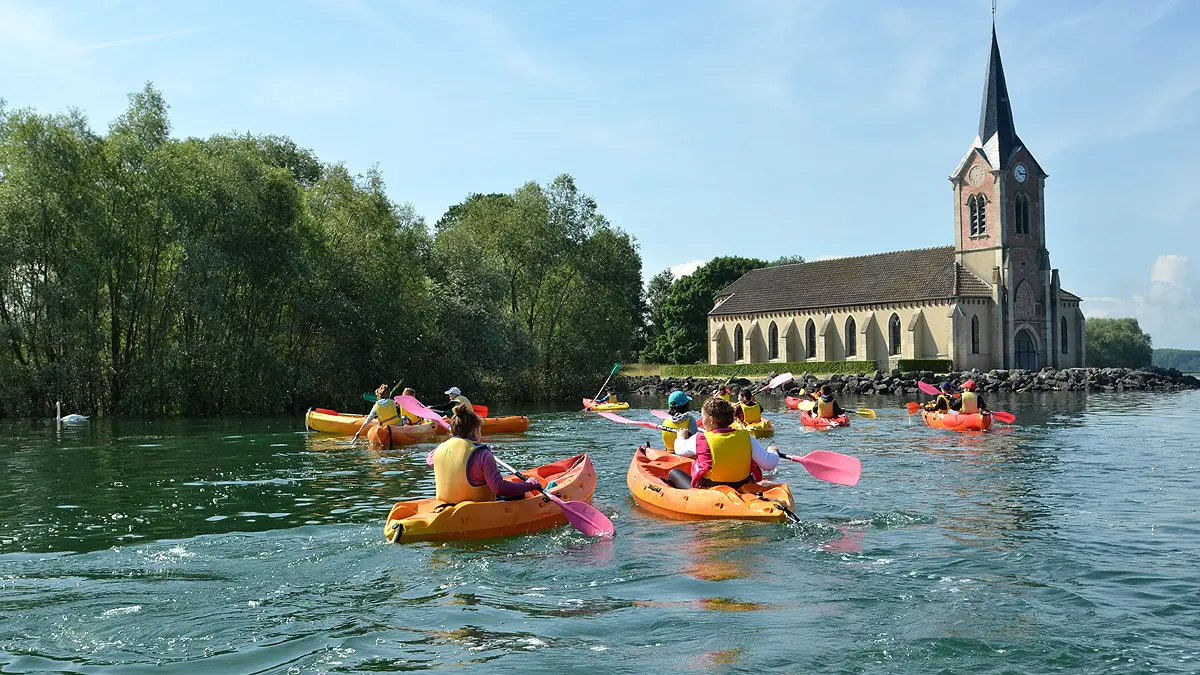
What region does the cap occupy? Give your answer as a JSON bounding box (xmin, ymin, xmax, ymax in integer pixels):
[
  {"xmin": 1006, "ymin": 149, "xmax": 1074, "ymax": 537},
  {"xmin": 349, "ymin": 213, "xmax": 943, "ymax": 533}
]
[
  {"xmin": 939, "ymin": 381, "xmax": 952, "ymax": 391},
  {"xmin": 961, "ymin": 380, "xmax": 977, "ymax": 391},
  {"xmin": 445, "ymin": 386, "xmax": 462, "ymax": 396},
  {"xmin": 668, "ymin": 390, "xmax": 692, "ymax": 407}
]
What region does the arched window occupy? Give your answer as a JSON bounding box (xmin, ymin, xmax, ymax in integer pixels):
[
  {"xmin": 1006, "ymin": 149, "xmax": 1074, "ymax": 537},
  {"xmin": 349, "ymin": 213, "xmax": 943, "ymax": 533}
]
[
  {"xmin": 1061, "ymin": 316, "xmax": 1069, "ymax": 354},
  {"xmin": 968, "ymin": 194, "xmax": 987, "ymax": 236},
  {"xmin": 970, "ymin": 315, "xmax": 980, "ymax": 354},
  {"xmin": 889, "ymin": 313, "xmax": 902, "ymax": 356},
  {"xmin": 768, "ymin": 321, "xmax": 779, "ymax": 360},
  {"xmin": 1015, "ymin": 194, "xmax": 1031, "ymax": 236},
  {"xmin": 805, "ymin": 319, "xmax": 817, "ymax": 358},
  {"xmin": 734, "ymin": 324, "xmax": 744, "ymax": 361},
  {"xmin": 845, "ymin": 316, "xmax": 857, "ymax": 357}
]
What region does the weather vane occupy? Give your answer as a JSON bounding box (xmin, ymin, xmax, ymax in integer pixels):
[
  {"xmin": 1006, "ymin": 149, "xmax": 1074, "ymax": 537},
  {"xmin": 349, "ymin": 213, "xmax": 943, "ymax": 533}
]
[{"xmin": 992, "ymin": 0, "xmax": 997, "ymax": 22}]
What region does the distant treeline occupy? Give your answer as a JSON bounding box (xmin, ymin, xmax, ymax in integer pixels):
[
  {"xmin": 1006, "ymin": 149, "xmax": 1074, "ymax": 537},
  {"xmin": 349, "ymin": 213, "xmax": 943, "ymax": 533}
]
[
  {"xmin": 0, "ymin": 85, "xmax": 643, "ymax": 418},
  {"xmin": 1153, "ymin": 348, "xmax": 1200, "ymax": 373}
]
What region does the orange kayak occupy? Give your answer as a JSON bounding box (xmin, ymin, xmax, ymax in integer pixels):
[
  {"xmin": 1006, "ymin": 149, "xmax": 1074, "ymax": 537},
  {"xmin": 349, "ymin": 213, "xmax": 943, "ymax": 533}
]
[
  {"xmin": 306, "ymin": 409, "xmax": 529, "ymax": 436},
  {"xmin": 800, "ymin": 411, "xmax": 850, "ymax": 429},
  {"xmin": 384, "ymin": 454, "xmax": 597, "ymax": 542},
  {"xmin": 785, "ymin": 395, "xmax": 804, "ymax": 410},
  {"xmin": 626, "ymin": 447, "xmax": 793, "ymax": 522},
  {"xmin": 922, "ymin": 410, "xmax": 992, "ymax": 431},
  {"xmin": 367, "ymin": 423, "xmax": 437, "ymax": 446}
]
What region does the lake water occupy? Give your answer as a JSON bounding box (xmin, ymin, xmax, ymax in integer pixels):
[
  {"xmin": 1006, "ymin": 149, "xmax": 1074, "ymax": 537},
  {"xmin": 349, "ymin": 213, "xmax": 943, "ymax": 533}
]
[{"xmin": 2, "ymin": 391, "xmax": 1198, "ymax": 673}]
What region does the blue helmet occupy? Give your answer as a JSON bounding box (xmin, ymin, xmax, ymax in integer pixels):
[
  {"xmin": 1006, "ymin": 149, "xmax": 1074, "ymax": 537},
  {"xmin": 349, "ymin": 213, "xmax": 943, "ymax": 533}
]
[{"xmin": 668, "ymin": 390, "xmax": 692, "ymax": 407}]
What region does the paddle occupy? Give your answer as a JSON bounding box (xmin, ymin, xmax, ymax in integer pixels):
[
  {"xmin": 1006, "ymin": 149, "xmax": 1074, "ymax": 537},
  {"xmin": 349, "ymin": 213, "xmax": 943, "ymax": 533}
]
[
  {"xmin": 775, "ymin": 450, "xmax": 861, "ymax": 486},
  {"xmin": 602, "ymin": 412, "xmax": 862, "ymax": 487},
  {"xmin": 755, "ymin": 372, "xmax": 793, "ymax": 393},
  {"xmin": 650, "ymin": 409, "xmax": 704, "ymax": 430},
  {"xmin": 586, "ymin": 363, "xmax": 622, "ymax": 409},
  {"xmin": 491, "ymin": 456, "xmax": 614, "ymax": 538},
  {"xmin": 918, "ymin": 381, "xmax": 941, "ymax": 396}
]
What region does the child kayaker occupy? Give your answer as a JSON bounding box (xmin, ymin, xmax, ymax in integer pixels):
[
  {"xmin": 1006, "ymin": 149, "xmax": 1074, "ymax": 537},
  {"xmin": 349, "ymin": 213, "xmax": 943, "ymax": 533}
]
[
  {"xmin": 661, "ymin": 390, "xmax": 698, "ymax": 451},
  {"xmin": 425, "ymin": 404, "xmax": 540, "ymax": 502},
  {"xmin": 735, "ymin": 389, "xmax": 763, "ymax": 425},
  {"xmin": 950, "ymin": 380, "xmax": 989, "ymax": 414},
  {"xmin": 433, "ymin": 386, "xmax": 473, "ymax": 415},
  {"xmin": 923, "ymin": 382, "xmax": 956, "ymax": 412},
  {"xmin": 811, "ymin": 385, "xmax": 847, "ymax": 419},
  {"xmin": 715, "ymin": 385, "xmax": 732, "ymax": 402},
  {"xmin": 595, "ymin": 389, "xmax": 619, "ymax": 405},
  {"xmin": 398, "ymin": 387, "xmax": 419, "ymax": 424},
  {"xmin": 668, "ymin": 397, "xmax": 778, "ymax": 489},
  {"xmin": 364, "ymin": 383, "xmax": 403, "ymax": 427}
]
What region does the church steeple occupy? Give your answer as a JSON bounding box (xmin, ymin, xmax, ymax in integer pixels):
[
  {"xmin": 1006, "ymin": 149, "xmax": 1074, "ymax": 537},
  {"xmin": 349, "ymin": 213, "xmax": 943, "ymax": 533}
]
[{"xmin": 978, "ymin": 26, "xmax": 1021, "ymax": 169}]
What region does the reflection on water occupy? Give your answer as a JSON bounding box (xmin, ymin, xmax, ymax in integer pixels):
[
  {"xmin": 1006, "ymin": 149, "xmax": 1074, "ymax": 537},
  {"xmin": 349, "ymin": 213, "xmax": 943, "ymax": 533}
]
[{"xmin": 2, "ymin": 391, "xmax": 1200, "ymax": 673}]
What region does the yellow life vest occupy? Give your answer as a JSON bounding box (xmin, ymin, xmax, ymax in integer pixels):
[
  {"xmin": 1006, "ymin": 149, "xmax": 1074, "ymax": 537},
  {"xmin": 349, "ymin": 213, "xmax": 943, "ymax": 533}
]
[
  {"xmin": 816, "ymin": 397, "xmax": 835, "ymax": 418},
  {"xmin": 717, "ymin": 392, "xmax": 731, "ymax": 402},
  {"xmin": 702, "ymin": 429, "xmax": 753, "ymax": 483},
  {"xmin": 739, "ymin": 402, "xmax": 762, "ymax": 424},
  {"xmin": 375, "ymin": 398, "xmax": 401, "ymax": 426},
  {"xmin": 926, "ymin": 394, "xmax": 952, "ymax": 412},
  {"xmin": 960, "ymin": 391, "xmax": 979, "ymax": 414},
  {"xmin": 660, "ymin": 414, "xmax": 694, "ymax": 451},
  {"xmin": 433, "ymin": 437, "xmax": 494, "ymax": 504}
]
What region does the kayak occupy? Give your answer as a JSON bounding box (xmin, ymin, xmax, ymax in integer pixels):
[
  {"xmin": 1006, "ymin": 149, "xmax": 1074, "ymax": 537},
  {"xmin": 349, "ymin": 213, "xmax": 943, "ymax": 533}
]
[
  {"xmin": 785, "ymin": 396, "xmax": 804, "ymax": 410},
  {"xmin": 800, "ymin": 411, "xmax": 850, "ymax": 429},
  {"xmin": 923, "ymin": 410, "xmax": 992, "ymax": 431},
  {"xmin": 583, "ymin": 398, "xmax": 629, "ymax": 412},
  {"xmin": 367, "ymin": 422, "xmax": 438, "ymax": 447},
  {"xmin": 306, "ymin": 408, "xmax": 529, "ymax": 436},
  {"xmin": 626, "ymin": 447, "xmax": 794, "ymax": 522},
  {"xmin": 732, "ymin": 418, "xmax": 774, "ymax": 438},
  {"xmin": 384, "ymin": 454, "xmax": 597, "ymax": 542}
]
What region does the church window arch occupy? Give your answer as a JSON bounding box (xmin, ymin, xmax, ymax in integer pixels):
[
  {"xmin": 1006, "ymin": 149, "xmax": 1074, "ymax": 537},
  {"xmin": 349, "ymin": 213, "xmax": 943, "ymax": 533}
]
[
  {"xmin": 1015, "ymin": 328, "xmax": 1039, "ymax": 371},
  {"xmin": 845, "ymin": 316, "xmax": 857, "ymax": 357},
  {"xmin": 968, "ymin": 194, "xmax": 987, "ymax": 236},
  {"xmin": 768, "ymin": 321, "xmax": 779, "ymax": 360},
  {"xmin": 889, "ymin": 313, "xmax": 902, "ymax": 356},
  {"xmin": 1061, "ymin": 316, "xmax": 1069, "ymax": 354},
  {"xmin": 805, "ymin": 319, "xmax": 817, "ymax": 358},
  {"xmin": 1015, "ymin": 193, "xmax": 1031, "ymax": 236},
  {"xmin": 734, "ymin": 324, "xmax": 744, "ymax": 361},
  {"xmin": 971, "ymin": 315, "xmax": 980, "ymax": 354}
]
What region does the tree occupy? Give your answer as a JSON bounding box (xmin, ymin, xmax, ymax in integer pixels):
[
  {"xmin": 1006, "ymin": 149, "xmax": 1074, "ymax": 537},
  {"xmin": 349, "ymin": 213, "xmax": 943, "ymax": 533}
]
[
  {"xmin": 646, "ymin": 256, "xmax": 767, "ymax": 364},
  {"xmin": 638, "ymin": 268, "xmax": 674, "ymax": 361},
  {"xmin": 1152, "ymin": 348, "xmax": 1200, "ymax": 373},
  {"xmin": 1086, "ymin": 317, "xmax": 1153, "ymax": 368},
  {"xmin": 770, "ymin": 254, "xmax": 806, "ymax": 266}
]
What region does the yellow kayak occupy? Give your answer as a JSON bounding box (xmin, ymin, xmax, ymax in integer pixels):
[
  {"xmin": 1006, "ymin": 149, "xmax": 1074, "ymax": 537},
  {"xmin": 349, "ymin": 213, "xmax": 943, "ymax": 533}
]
[
  {"xmin": 733, "ymin": 418, "xmax": 774, "ymax": 438},
  {"xmin": 583, "ymin": 398, "xmax": 629, "ymax": 412}
]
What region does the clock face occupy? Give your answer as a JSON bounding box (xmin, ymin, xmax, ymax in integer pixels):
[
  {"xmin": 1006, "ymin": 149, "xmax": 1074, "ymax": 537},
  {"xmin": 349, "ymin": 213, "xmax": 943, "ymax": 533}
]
[
  {"xmin": 967, "ymin": 165, "xmax": 986, "ymax": 187},
  {"xmin": 1014, "ymin": 163, "xmax": 1028, "ymax": 183}
]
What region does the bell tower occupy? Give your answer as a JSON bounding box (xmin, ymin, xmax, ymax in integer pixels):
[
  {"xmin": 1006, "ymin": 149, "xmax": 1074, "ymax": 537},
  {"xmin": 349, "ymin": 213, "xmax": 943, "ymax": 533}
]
[{"xmin": 949, "ymin": 25, "xmax": 1054, "ymax": 370}]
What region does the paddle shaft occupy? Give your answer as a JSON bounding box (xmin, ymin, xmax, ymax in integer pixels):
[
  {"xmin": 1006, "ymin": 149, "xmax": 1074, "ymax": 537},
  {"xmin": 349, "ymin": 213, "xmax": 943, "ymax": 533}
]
[{"xmin": 591, "ymin": 364, "xmax": 621, "ymax": 403}]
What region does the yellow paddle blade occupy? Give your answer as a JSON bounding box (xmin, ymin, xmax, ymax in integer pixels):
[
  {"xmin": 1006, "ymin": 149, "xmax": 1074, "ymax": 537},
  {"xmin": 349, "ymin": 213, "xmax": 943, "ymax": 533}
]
[
  {"xmin": 798, "ymin": 400, "xmax": 815, "ymax": 411},
  {"xmin": 853, "ymin": 408, "xmax": 877, "ymax": 419}
]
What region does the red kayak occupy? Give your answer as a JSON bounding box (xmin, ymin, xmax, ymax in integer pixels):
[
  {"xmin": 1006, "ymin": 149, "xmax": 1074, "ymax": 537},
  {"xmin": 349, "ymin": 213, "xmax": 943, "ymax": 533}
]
[
  {"xmin": 785, "ymin": 395, "xmax": 804, "ymax": 410},
  {"xmin": 800, "ymin": 410, "xmax": 850, "ymax": 429}
]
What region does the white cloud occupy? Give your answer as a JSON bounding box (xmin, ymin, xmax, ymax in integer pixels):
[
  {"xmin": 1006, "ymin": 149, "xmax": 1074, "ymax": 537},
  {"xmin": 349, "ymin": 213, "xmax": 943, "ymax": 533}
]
[
  {"xmin": 670, "ymin": 259, "xmax": 705, "ymax": 278},
  {"xmin": 1084, "ymin": 254, "xmax": 1200, "ymax": 349}
]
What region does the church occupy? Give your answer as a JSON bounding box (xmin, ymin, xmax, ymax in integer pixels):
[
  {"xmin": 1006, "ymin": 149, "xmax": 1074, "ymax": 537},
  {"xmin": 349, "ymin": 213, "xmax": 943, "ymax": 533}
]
[{"xmin": 707, "ymin": 27, "xmax": 1084, "ymax": 372}]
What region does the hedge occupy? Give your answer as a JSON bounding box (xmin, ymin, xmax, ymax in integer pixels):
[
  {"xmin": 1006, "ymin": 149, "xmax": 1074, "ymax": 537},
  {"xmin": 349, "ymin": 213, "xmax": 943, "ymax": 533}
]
[
  {"xmin": 895, "ymin": 359, "xmax": 954, "ymax": 373},
  {"xmin": 659, "ymin": 362, "xmax": 877, "ymax": 378}
]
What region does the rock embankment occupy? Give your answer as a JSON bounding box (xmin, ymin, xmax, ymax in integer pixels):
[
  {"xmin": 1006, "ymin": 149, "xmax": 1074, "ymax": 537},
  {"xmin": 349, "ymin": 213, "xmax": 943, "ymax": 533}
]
[{"xmin": 620, "ymin": 367, "xmax": 1200, "ymax": 399}]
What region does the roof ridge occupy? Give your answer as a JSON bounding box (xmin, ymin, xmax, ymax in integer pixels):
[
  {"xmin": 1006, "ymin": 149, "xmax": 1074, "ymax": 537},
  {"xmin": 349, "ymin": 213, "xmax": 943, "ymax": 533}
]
[{"xmin": 796, "ymin": 245, "xmax": 953, "ymax": 266}]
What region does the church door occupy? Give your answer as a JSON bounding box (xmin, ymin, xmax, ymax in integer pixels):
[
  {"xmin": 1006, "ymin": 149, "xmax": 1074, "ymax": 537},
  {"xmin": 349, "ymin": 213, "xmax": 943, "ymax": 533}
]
[{"xmin": 1015, "ymin": 329, "xmax": 1039, "ymax": 371}]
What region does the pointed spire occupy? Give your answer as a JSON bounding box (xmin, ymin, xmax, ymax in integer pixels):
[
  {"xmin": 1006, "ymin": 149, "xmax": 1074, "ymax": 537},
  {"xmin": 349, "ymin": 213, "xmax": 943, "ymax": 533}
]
[{"xmin": 978, "ymin": 25, "xmax": 1020, "ymax": 168}]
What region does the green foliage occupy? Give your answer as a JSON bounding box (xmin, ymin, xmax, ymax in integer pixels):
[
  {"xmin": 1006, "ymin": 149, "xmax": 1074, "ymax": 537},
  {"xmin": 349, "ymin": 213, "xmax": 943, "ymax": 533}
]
[
  {"xmin": 0, "ymin": 87, "xmax": 641, "ymax": 416},
  {"xmin": 1085, "ymin": 317, "xmax": 1153, "ymax": 369},
  {"xmin": 644, "ymin": 256, "xmax": 768, "ymax": 364},
  {"xmin": 638, "ymin": 268, "xmax": 673, "ymax": 361},
  {"xmin": 769, "ymin": 254, "xmax": 806, "ymax": 266},
  {"xmin": 660, "ymin": 362, "xmax": 874, "ymax": 378},
  {"xmin": 1152, "ymin": 348, "xmax": 1200, "ymax": 373},
  {"xmin": 896, "ymin": 359, "xmax": 954, "ymax": 373}
]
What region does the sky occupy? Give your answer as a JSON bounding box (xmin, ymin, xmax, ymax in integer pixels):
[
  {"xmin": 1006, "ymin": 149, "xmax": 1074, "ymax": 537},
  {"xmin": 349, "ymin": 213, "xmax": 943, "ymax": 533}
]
[{"xmin": 1, "ymin": 0, "xmax": 1199, "ymax": 348}]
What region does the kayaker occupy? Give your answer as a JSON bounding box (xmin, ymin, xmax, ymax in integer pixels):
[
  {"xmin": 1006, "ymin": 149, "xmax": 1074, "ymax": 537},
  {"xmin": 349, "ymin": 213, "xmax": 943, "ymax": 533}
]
[
  {"xmin": 432, "ymin": 386, "xmax": 473, "ymax": 414},
  {"xmin": 715, "ymin": 385, "xmax": 732, "ymax": 402},
  {"xmin": 595, "ymin": 389, "xmax": 619, "ymax": 405},
  {"xmin": 425, "ymin": 404, "xmax": 540, "ymax": 502},
  {"xmin": 734, "ymin": 389, "xmax": 763, "ymax": 425},
  {"xmin": 398, "ymin": 387, "xmax": 420, "ymax": 424},
  {"xmin": 661, "ymin": 390, "xmax": 698, "ymax": 451},
  {"xmin": 669, "ymin": 397, "xmax": 779, "ymax": 489},
  {"xmin": 812, "ymin": 385, "xmax": 847, "ymax": 419},
  {"xmin": 950, "ymin": 380, "xmax": 989, "ymax": 414},
  {"xmin": 923, "ymin": 382, "xmax": 956, "ymax": 412},
  {"xmin": 362, "ymin": 383, "xmax": 403, "ymax": 427}
]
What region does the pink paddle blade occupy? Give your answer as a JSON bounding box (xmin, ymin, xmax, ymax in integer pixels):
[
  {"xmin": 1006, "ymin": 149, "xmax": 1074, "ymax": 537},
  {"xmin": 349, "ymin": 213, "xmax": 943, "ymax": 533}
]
[
  {"xmin": 758, "ymin": 372, "xmax": 793, "ymax": 391},
  {"xmin": 543, "ymin": 492, "xmax": 615, "ymax": 537},
  {"xmin": 596, "ymin": 411, "xmax": 661, "ymax": 430},
  {"xmin": 992, "ymin": 411, "xmax": 1016, "ymax": 424},
  {"xmin": 582, "ymin": 398, "xmax": 596, "ymax": 410},
  {"xmin": 781, "ymin": 450, "xmax": 861, "ymax": 486},
  {"xmin": 918, "ymin": 381, "xmax": 941, "ymax": 396},
  {"xmin": 649, "ymin": 410, "xmax": 669, "ymax": 420},
  {"xmin": 395, "ymin": 395, "xmax": 449, "ymax": 430}
]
